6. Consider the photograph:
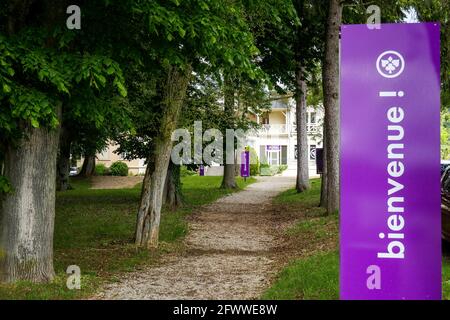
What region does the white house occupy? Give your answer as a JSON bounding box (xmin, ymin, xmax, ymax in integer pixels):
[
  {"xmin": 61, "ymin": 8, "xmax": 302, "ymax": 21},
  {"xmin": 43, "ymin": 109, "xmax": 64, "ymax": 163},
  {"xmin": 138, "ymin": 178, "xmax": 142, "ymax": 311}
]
[
  {"xmin": 90, "ymin": 96, "xmax": 324, "ymax": 177},
  {"xmin": 246, "ymin": 96, "xmax": 324, "ymax": 177}
]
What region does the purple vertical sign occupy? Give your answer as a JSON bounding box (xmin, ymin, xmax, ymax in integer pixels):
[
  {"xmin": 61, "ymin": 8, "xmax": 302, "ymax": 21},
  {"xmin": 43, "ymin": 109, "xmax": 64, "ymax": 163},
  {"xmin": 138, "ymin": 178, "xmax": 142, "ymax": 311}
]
[
  {"xmin": 199, "ymin": 165, "xmax": 204, "ymax": 176},
  {"xmin": 341, "ymin": 23, "xmax": 441, "ymax": 300},
  {"xmin": 241, "ymin": 150, "xmax": 250, "ymax": 178}
]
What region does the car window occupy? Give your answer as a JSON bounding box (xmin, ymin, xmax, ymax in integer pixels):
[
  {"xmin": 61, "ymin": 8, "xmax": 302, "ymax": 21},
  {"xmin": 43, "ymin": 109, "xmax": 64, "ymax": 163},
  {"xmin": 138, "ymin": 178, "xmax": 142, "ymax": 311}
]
[{"xmin": 443, "ymin": 168, "xmax": 450, "ymax": 193}]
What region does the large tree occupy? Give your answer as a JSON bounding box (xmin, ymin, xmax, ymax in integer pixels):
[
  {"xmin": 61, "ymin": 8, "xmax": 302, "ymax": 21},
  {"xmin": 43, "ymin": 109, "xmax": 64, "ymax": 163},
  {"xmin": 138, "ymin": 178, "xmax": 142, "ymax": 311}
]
[
  {"xmin": 0, "ymin": 0, "xmax": 127, "ymax": 282},
  {"xmin": 292, "ymin": 1, "xmax": 326, "ymax": 192},
  {"xmin": 319, "ymin": 0, "xmax": 405, "ymax": 213},
  {"xmin": 322, "ymin": 0, "xmax": 342, "ymax": 214},
  {"xmin": 129, "ymin": 0, "xmax": 260, "ymax": 248},
  {"xmin": 250, "ymin": 0, "xmax": 325, "ymax": 192}
]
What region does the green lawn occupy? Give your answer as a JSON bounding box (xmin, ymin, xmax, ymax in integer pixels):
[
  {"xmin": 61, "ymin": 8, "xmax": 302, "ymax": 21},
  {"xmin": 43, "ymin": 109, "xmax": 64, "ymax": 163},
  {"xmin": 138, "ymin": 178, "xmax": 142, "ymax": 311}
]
[
  {"xmin": 263, "ymin": 179, "xmax": 450, "ymax": 300},
  {"xmin": 0, "ymin": 175, "xmax": 255, "ymax": 300}
]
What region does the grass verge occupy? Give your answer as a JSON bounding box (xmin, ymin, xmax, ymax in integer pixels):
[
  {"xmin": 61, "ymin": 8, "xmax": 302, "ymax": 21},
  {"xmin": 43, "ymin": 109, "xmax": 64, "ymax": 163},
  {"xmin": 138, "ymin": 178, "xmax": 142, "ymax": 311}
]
[{"xmin": 0, "ymin": 175, "xmax": 255, "ymax": 300}]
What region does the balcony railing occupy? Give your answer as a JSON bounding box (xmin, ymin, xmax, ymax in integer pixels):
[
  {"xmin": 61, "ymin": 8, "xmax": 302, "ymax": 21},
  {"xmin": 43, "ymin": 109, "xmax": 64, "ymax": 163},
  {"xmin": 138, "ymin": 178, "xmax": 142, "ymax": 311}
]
[
  {"xmin": 307, "ymin": 124, "xmax": 319, "ymax": 134},
  {"xmin": 291, "ymin": 124, "xmax": 320, "ymax": 134},
  {"xmin": 259, "ymin": 124, "xmax": 288, "ymax": 134}
]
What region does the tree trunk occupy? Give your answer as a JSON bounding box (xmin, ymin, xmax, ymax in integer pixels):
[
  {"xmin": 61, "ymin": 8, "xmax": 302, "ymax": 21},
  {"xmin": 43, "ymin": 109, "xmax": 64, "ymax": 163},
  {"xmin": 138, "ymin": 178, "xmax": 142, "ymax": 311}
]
[
  {"xmin": 319, "ymin": 125, "xmax": 328, "ymax": 208},
  {"xmin": 135, "ymin": 65, "xmax": 191, "ymax": 248},
  {"xmin": 234, "ymin": 156, "xmax": 240, "ymax": 177},
  {"xmin": 0, "ymin": 153, "xmax": 4, "ymax": 176},
  {"xmin": 0, "ymin": 104, "xmax": 61, "ymax": 283},
  {"xmin": 163, "ymin": 162, "xmax": 182, "ymax": 210},
  {"xmin": 56, "ymin": 125, "xmax": 72, "ymax": 191},
  {"xmin": 295, "ymin": 65, "xmax": 310, "ymax": 192},
  {"xmin": 221, "ymin": 74, "xmax": 237, "ymax": 189},
  {"xmin": 79, "ymin": 154, "xmax": 95, "ymax": 177},
  {"xmin": 322, "ymin": 0, "xmax": 342, "ymax": 214}
]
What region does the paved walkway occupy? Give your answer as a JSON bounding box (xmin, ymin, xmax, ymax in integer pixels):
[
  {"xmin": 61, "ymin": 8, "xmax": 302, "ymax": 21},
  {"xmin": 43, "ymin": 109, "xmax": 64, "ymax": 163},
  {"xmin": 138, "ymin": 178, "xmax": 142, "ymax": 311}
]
[{"xmin": 95, "ymin": 176, "xmax": 295, "ymax": 300}]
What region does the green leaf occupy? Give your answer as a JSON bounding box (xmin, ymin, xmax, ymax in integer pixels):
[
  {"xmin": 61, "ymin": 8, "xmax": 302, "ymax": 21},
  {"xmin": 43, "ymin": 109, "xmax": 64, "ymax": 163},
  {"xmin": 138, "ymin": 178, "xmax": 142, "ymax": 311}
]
[
  {"xmin": 178, "ymin": 28, "xmax": 186, "ymax": 38},
  {"xmin": 3, "ymin": 83, "xmax": 11, "ymax": 93},
  {"xmin": 107, "ymin": 66, "xmax": 115, "ymax": 75},
  {"xmin": 31, "ymin": 118, "xmax": 40, "ymax": 128},
  {"xmin": 0, "ymin": 176, "xmax": 13, "ymax": 194}
]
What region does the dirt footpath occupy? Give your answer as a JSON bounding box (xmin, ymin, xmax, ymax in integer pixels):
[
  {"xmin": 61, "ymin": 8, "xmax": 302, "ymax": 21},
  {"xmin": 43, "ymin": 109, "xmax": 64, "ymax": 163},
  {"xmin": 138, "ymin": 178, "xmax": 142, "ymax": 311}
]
[
  {"xmin": 90, "ymin": 176, "xmax": 143, "ymax": 189},
  {"xmin": 95, "ymin": 176, "xmax": 295, "ymax": 300}
]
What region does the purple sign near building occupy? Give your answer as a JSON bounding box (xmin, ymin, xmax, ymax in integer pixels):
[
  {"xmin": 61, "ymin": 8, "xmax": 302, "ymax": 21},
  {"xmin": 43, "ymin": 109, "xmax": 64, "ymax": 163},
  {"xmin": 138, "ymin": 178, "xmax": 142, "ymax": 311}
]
[
  {"xmin": 340, "ymin": 23, "xmax": 441, "ymax": 300},
  {"xmin": 240, "ymin": 150, "xmax": 250, "ymax": 178},
  {"xmin": 266, "ymin": 145, "xmax": 281, "ymax": 151}
]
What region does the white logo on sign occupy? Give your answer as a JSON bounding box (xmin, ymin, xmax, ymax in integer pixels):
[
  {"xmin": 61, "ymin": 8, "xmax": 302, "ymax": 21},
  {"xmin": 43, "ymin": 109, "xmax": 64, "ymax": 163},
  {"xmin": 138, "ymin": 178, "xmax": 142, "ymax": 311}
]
[{"xmin": 376, "ymin": 50, "xmax": 405, "ymax": 78}]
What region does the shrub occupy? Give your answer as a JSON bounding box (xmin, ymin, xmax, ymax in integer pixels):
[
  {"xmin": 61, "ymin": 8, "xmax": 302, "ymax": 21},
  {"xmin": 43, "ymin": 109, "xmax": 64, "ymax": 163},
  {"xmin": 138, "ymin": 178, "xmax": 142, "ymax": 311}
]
[
  {"xmin": 180, "ymin": 166, "xmax": 197, "ymax": 177},
  {"xmin": 249, "ymin": 147, "xmax": 260, "ymax": 176},
  {"xmin": 259, "ymin": 164, "xmax": 288, "ymax": 176},
  {"xmin": 94, "ymin": 164, "xmax": 108, "ymax": 176},
  {"xmin": 110, "ymin": 161, "xmax": 128, "ymax": 176},
  {"xmin": 260, "ymin": 165, "xmax": 279, "ymax": 176}
]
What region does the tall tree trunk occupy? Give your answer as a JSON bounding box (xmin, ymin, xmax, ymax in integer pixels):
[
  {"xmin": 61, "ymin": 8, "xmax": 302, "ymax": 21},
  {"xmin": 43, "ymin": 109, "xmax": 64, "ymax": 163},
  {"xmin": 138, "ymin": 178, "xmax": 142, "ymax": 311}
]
[
  {"xmin": 0, "ymin": 152, "xmax": 4, "ymax": 176},
  {"xmin": 163, "ymin": 162, "xmax": 182, "ymax": 210},
  {"xmin": 222, "ymin": 163, "xmax": 237, "ymax": 189},
  {"xmin": 135, "ymin": 65, "xmax": 191, "ymax": 248},
  {"xmin": 221, "ymin": 74, "xmax": 237, "ymax": 189},
  {"xmin": 319, "ymin": 124, "xmax": 328, "ymax": 207},
  {"xmin": 322, "ymin": 0, "xmax": 342, "ymax": 214},
  {"xmin": 56, "ymin": 124, "xmax": 72, "ymax": 191},
  {"xmin": 295, "ymin": 64, "xmax": 310, "ymax": 192},
  {"xmin": 0, "ymin": 104, "xmax": 61, "ymax": 283},
  {"xmin": 79, "ymin": 154, "xmax": 95, "ymax": 177}
]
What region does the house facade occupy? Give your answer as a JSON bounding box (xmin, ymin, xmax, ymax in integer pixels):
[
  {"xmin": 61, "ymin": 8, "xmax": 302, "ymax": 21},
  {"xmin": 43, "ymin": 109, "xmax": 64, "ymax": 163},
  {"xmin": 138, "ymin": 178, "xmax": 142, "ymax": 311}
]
[
  {"xmin": 247, "ymin": 97, "xmax": 324, "ymax": 177},
  {"xmin": 94, "ymin": 144, "xmax": 147, "ymax": 175},
  {"xmin": 88, "ymin": 97, "xmax": 323, "ymax": 176}
]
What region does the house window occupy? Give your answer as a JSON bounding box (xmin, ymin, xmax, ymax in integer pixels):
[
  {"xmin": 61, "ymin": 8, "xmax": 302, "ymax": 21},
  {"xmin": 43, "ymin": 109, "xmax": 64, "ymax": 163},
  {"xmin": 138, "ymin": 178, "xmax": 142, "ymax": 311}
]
[
  {"xmin": 309, "ymin": 112, "xmax": 317, "ymax": 124},
  {"xmin": 268, "ymin": 150, "xmax": 279, "ymax": 165}
]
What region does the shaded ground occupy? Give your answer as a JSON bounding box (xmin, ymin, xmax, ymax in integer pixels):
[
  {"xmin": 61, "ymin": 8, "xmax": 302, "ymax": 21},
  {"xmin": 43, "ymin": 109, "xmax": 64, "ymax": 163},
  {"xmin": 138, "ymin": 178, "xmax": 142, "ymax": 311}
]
[
  {"xmin": 95, "ymin": 176, "xmax": 295, "ymax": 300},
  {"xmin": 90, "ymin": 176, "xmax": 143, "ymax": 189},
  {"xmin": 0, "ymin": 176, "xmax": 254, "ymax": 300}
]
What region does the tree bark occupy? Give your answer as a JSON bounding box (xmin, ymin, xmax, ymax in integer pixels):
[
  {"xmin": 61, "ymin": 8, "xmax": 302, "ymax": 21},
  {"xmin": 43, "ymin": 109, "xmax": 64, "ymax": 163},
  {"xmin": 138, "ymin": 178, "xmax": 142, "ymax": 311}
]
[
  {"xmin": 79, "ymin": 154, "xmax": 96, "ymax": 177},
  {"xmin": 222, "ymin": 163, "xmax": 237, "ymax": 189},
  {"xmin": 0, "ymin": 104, "xmax": 61, "ymax": 283},
  {"xmin": 163, "ymin": 162, "xmax": 182, "ymax": 210},
  {"xmin": 319, "ymin": 124, "xmax": 328, "ymax": 208},
  {"xmin": 56, "ymin": 124, "xmax": 72, "ymax": 191},
  {"xmin": 295, "ymin": 64, "xmax": 310, "ymax": 192},
  {"xmin": 322, "ymin": 0, "xmax": 342, "ymax": 214},
  {"xmin": 0, "ymin": 153, "xmax": 4, "ymax": 176},
  {"xmin": 221, "ymin": 74, "xmax": 237, "ymax": 189},
  {"xmin": 135, "ymin": 65, "xmax": 191, "ymax": 248}
]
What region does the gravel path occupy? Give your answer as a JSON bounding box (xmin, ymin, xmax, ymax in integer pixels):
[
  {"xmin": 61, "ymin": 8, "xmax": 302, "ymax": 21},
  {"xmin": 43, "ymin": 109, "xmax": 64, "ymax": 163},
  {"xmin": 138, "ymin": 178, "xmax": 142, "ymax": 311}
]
[{"xmin": 95, "ymin": 176, "xmax": 295, "ymax": 300}]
